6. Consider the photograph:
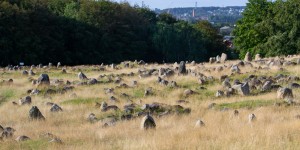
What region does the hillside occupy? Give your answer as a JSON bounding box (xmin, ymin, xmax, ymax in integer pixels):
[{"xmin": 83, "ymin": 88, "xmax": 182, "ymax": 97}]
[{"xmin": 1, "ymin": 54, "xmax": 300, "ymax": 149}]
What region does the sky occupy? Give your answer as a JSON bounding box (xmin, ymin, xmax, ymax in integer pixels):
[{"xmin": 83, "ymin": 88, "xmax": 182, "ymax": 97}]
[{"xmin": 117, "ymin": 0, "xmax": 249, "ymax": 9}]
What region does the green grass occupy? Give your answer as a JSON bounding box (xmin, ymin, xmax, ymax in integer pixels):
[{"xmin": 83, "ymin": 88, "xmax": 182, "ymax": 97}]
[
  {"xmin": 215, "ymin": 99, "xmax": 275, "ymax": 110},
  {"xmin": 0, "ymin": 89, "xmax": 15, "ymax": 105},
  {"xmin": 132, "ymin": 89, "xmax": 145, "ymax": 98},
  {"xmin": 61, "ymin": 97, "xmax": 100, "ymax": 105},
  {"xmin": 17, "ymin": 139, "xmax": 49, "ymax": 150}
]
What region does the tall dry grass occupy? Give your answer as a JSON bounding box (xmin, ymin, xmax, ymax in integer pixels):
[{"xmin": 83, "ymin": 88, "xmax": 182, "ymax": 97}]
[{"xmin": 0, "ymin": 58, "xmax": 300, "ymax": 149}]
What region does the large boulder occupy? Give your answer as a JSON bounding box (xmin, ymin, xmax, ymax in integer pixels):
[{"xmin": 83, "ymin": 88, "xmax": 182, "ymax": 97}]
[
  {"xmin": 232, "ymin": 82, "xmax": 250, "ymax": 96},
  {"xmin": 261, "ymin": 81, "xmax": 272, "ymax": 91},
  {"xmin": 29, "ymin": 106, "xmax": 45, "ymax": 120},
  {"xmin": 277, "ymin": 87, "xmax": 293, "ymax": 100},
  {"xmin": 50, "ymin": 104, "xmax": 63, "ymax": 112},
  {"xmin": 19, "ymin": 96, "xmax": 32, "ymax": 105},
  {"xmin": 37, "ymin": 74, "xmax": 50, "ymax": 86},
  {"xmin": 78, "ymin": 72, "xmax": 88, "ymax": 80},
  {"xmin": 178, "ymin": 61, "xmax": 187, "ymax": 75},
  {"xmin": 140, "ymin": 114, "xmax": 156, "ymax": 130}
]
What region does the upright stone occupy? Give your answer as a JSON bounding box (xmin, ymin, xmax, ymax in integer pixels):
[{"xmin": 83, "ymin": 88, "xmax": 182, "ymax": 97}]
[
  {"xmin": 37, "ymin": 74, "xmax": 50, "ymax": 86},
  {"xmin": 78, "ymin": 72, "xmax": 88, "ymax": 80},
  {"xmin": 220, "ymin": 53, "xmax": 227, "ymax": 63},
  {"xmin": 216, "ymin": 55, "xmax": 221, "ymax": 63},
  {"xmin": 244, "ymin": 52, "xmax": 252, "ymax": 62},
  {"xmin": 178, "ymin": 61, "xmax": 187, "ymax": 75},
  {"xmin": 277, "ymin": 87, "xmax": 293, "ymax": 100},
  {"xmin": 140, "ymin": 114, "xmax": 156, "ymax": 130},
  {"xmin": 29, "ymin": 106, "xmax": 45, "ymax": 120},
  {"xmin": 57, "ymin": 62, "xmax": 61, "ymax": 68},
  {"xmin": 255, "ymin": 54, "xmax": 261, "ymax": 61}
]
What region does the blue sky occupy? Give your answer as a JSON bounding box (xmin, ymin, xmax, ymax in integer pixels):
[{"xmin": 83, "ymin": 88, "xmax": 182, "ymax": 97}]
[{"xmin": 117, "ymin": 0, "xmax": 248, "ymax": 9}]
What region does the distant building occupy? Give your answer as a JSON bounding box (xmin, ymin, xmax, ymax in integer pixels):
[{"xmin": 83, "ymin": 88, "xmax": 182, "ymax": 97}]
[{"xmin": 220, "ymin": 26, "xmax": 233, "ymax": 35}]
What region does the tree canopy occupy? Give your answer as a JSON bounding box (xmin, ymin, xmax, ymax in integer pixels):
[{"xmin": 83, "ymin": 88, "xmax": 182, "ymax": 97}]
[
  {"xmin": 233, "ymin": 0, "xmax": 300, "ymax": 59},
  {"xmin": 0, "ymin": 0, "xmax": 226, "ymax": 65}
]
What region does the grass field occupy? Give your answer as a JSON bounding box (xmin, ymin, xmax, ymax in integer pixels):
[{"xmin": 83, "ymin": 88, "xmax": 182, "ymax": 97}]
[{"xmin": 1, "ymin": 57, "xmax": 300, "ymax": 149}]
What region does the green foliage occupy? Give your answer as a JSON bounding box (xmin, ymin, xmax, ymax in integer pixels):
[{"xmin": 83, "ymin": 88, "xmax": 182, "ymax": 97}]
[
  {"xmin": 234, "ymin": 0, "xmax": 300, "ymax": 58},
  {"xmin": 0, "ymin": 0, "xmax": 226, "ymax": 65}
]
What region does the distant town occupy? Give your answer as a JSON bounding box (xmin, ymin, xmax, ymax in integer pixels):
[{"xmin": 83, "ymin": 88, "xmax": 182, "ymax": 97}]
[{"xmin": 155, "ymin": 6, "xmax": 245, "ymax": 26}]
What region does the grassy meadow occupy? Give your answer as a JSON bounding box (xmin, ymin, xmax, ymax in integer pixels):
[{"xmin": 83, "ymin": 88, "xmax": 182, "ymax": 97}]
[{"xmin": 1, "ymin": 58, "xmax": 300, "ymax": 150}]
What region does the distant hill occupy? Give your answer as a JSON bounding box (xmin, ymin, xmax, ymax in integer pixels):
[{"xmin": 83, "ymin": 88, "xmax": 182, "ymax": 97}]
[{"xmin": 155, "ymin": 6, "xmax": 245, "ymax": 25}]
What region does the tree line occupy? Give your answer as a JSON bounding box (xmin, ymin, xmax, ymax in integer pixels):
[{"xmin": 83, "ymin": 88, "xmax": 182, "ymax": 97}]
[
  {"xmin": 234, "ymin": 0, "xmax": 300, "ymax": 59},
  {"xmin": 0, "ymin": 0, "xmax": 226, "ymax": 66}
]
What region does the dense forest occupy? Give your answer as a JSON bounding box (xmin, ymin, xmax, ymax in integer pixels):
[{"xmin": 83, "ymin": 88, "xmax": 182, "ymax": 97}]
[
  {"xmin": 234, "ymin": 0, "xmax": 300, "ymax": 59},
  {"xmin": 0, "ymin": 0, "xmax": 226, "ymax": 66}
]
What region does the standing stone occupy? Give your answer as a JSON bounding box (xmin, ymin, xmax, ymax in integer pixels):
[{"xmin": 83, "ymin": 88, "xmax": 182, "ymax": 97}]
[
  {"xmin": 28, "ymin": 70, "xmax": 35, "ymax": 76},
  {"xmin": 22, "ymin": 70, "xmax": 28, "ymax": 75},
  {"xmin": 234, "ymin": 110, "xmax": 239, "ymax": 116},
  {"xmin": 244, "ymin": 52, "xmax": 252, "ymax": 62},
  {"xmin": 220, "ymin": 53, "xmax": 227, "ymax": 63},
  {"xmin": 37, "ymin": 74, "xmax": 50, "ymax": 86},
  {"xmin": 255, "ymin": 54, "xmax": 261, "ymax": 61},
  {"xmin": 297, "ymin": 58, "xmax": 300, "ymax": 65},
  {"xmin": 231, "ymin": 65, "xmax": 240, "ymax": 73},
  {"xmin": 216, "ymin": 55, "xmax": 221, "ymax": 63},
  {"xmin": 100, "ymin": 102, "xmax": 108, "ymax": 112},
  {"xmin": 261, "ymin": 81, "xmax": 272, "ymax": 91},
  {"xmin": 50, "ymin": 104, "xmax": 63, "ymax": 112},
  {"xmin": 183, "ymin": 89, "xmax": 194, "ymax": 97},
  {"xmin": 195, "ymin": 119, "xmax": 205, "ymax": 127},
  {"xmin": 48, "ymin": 63, "xmax": 52, "ymax": 68},
  {"xmin": 209, "ymin": 57, "xmax": 216, "ymax": 64},
  {"xmin": 29, "ymin": 106, "xmax": 45, "ymax": 120},
  {"xmin": 19, "ymin": 96, "xmax": 32, "ymax": 105},
  {"xmin": 87, "ymin": 113, "xmax": 98, "ymax": 123},
  {"xmin": 232, "ymin": 82, "xmax": 250, "ymax": 96},
  {"xmin": 57, "ymin": 62, "xmax": 61, "ymax": 68},
  {"xmin": 215, "ymin": 90, "xmax": 224, "ymax": 97},
  {"xmin": 78, "ymin": 72, "xmax": 88, "ymax": 80},
  {"xmin": 277, "ymin": 87, "xmax": 293, "ymax": 100},
  {"xmin": 140, "ymin": 114, "xmax": 156, "ymax": 130},
  {"xmin": 248, "ymin": 114, "xmax": 256, "ymax": 123},
  {"xmin": 15, "ymin": 135, "xmax": 30, "ymax": 142},
  {"xmin": 178, "ymin": 61, "xmax": 187, "ymax": 75}
]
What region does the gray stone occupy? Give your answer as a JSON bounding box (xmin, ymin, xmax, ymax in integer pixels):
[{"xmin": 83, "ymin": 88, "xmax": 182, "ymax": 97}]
[
  {"xmin": 248, "ymin": 113, "xmax": 256, "ymax": 122},
  {"xmin": 29, "ymin": 106, "xmax": 45, "ymax": 120},
  {"xmin": 183, "ymin": 89, "xmax": 194, "ymax": 96},
  {"xmin": 19, "ymin": 96, "xmax": 32, "ymax": 105},
  {"xmin": 140, "ymin": 114, "xmax": 156, "ymax": 130},
  {"xmin": 244, "ymin": 52, "xmax": 252, "ymax": 62},
  {"xmin": 195, "ymin": 119, "xmax": 205, "ymax": 127},
  {"xmin": 37, "ymin": 74, "xmax": 50, "ymax": 85},
  {"xmin": 255, "ymin": 54, "xmax": 261, "ymax": 61},
  {"xmin": 87, "ymin": 113, "xmax": 98, "ymax": 123},
  {"xmin": 277, "ymin": 87, "xmax": 293, "ymax": 100},
  {"xmin": 232, "ymin": 82, "xmax": 250, "ymax": 96},
  {"xmin": 220, "ymin": 53, "xmax": 227, "ymax": 63},
  {"xmin": 50, "ymin": 104, "xmax": 63, "ymax": 112},
  {"xmin": 215, "ymin": 90, "xmax": 224, "ymax": 97},
  {"xmin": 231, "ymin": 65, "xmax": 240, "ymax": 73},
  {"xmin": 261, "ymin": 81, "xmax": 272, "ymax": 91},
  {"xmin": 178, "ymin": 61, "xmax": 187, "ymax": 75},
  {"xmin": 15, "ymin": 135, "xmax": 30, "ymax": 142},
  {"xmin": 78, "ymin": 72, "xmax": 88, "ymax": 80}
]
